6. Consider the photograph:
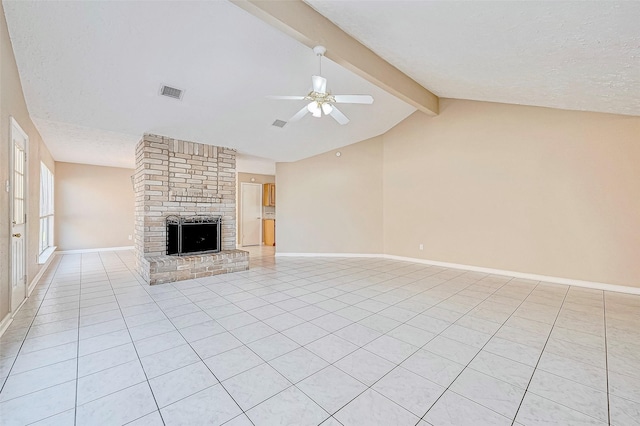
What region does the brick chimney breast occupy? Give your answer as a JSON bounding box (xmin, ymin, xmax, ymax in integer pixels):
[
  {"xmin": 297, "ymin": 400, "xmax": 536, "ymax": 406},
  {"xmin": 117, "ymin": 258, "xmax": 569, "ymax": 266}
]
[{"xmin": 134, "ymin": 134, "xmax": 248, "ymax": 285}]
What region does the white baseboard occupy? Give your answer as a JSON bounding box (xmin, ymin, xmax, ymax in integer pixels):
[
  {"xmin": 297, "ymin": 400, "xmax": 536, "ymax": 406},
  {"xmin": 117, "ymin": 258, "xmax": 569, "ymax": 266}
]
[
  {"xmin": 276, "ymin": 252, "xmax": 384, "ymax": 258},
  {"xmin": 29, "ymin": 250, "xmax": 57, "ymax": 296},
  {"xmin": 383, "ymin": 254, "xmax": 640, "ymax": 295},
  {"xmin": 275, "ymin": 252, "xmax": 640, "ymax": 295},
  {"xmin": 38, "ymin": 246, "xmax": 57, "ymax": 265},
  {"xmin": 0, "ymin": 251, "xmax": 57, "ymax": 338},
  {"xmin": 1, "ymin": 253, "xmax": 58, "ymax": 338},
  {"xmin": 0, "ymin": 313, "xmax": 12, "ymax": 338},
  {"xmin": 56, "ymin": 246, "xmax": 134, "ymax": 254}
]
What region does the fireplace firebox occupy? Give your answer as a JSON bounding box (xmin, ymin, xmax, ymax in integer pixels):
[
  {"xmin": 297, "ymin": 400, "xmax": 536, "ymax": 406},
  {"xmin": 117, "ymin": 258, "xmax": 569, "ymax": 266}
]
[{"xmin": 166, "ymin": 216, "xmax": 221, "ymax": 256}]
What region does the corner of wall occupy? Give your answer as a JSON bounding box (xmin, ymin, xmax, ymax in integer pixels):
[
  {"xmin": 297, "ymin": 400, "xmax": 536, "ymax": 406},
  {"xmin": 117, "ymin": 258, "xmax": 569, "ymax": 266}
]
[{"xmin": 0, "ymin": 2, "xmax": 58, "ymax": 318}]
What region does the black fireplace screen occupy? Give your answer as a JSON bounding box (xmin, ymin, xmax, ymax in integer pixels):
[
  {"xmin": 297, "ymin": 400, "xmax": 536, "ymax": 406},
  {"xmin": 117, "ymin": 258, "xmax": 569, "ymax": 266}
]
[{"xmin": 166, "ymin": 215, "xmax": 221, "ymax": 256}]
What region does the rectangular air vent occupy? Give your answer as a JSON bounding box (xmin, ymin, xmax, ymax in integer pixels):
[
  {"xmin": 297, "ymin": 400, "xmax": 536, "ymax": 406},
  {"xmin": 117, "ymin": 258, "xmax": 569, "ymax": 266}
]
[
  {"xmin": 272, "ymin": 119, "xmax": 287, "ymax": 128},
  {"xmin": 160, "ymin": 85, "xmax": 184, "ymax": 100}
]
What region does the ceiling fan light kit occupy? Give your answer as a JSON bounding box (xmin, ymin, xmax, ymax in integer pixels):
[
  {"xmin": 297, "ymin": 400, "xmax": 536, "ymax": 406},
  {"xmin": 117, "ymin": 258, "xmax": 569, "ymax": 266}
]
[
  {"xmin": 307, "ymin": 101, "xmax": 321, "ymax": 117},
  {"xmin": 269, "ymin": 45, "xmax": 374, "ymax": 125},
  {"xmin": 321, "ymin": 103, "xmax": 333, "ymax": 115}
]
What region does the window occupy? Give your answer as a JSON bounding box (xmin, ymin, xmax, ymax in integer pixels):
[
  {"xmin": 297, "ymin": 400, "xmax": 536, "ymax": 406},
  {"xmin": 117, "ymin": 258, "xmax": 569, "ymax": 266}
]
[{"xmin": 39, "ymin": 163, "xmax": 54, "ymax": 256}]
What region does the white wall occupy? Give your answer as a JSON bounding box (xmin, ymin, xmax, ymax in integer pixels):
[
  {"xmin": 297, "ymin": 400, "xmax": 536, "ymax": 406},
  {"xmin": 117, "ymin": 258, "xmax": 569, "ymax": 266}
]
[
  {"xmin": 55, "ymin": 162, "xmax": 134, "ymax": 251},
  {"xmin": 384, "ymin": 99, "xmax": 640, "ymax": 287},
  {"xmin": 276, "ymin": 136, "xmax": 384, "ymax": 254},
  {"xmin": 1, "ymin": 3, "xmax": 56, "ymax": 320},
  {"xmin": 276, "ymin": 99, "xmax": 640, "ymax": 287}
]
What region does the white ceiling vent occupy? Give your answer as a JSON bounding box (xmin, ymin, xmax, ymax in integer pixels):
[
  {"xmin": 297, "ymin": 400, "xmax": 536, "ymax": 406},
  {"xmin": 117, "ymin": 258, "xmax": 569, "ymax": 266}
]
[
  {"xmin": 271, "ymin": 119, "xmax": 287, "ymax": 128},
  {"xmin": 159, "ymin": 85, "xmax": 184, "ymax": 100}
]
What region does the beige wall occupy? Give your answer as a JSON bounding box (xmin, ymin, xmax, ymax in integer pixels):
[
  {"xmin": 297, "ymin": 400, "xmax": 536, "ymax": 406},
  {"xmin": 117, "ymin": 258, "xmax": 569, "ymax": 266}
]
[
  {"xmin": 55, "ymin": 162, "xmax": 134, "ymax": 251},
  {"xmin": 1, "ymin": 3, "xmax": 55, "ymax": 321},
  {"xmin": 237, "ymin": 172, "xmax": 275, "ymax": 246},
  {"xmin": 277, "ymin": 99, "xmax": 640, "ymax": 287},
  {"xmin": 276, "ymin": 136, "xmax": 384, "ymax": 254},
  {"xmin": 384, "ymin": 99, "xmax": 640, "ymax": 287}
]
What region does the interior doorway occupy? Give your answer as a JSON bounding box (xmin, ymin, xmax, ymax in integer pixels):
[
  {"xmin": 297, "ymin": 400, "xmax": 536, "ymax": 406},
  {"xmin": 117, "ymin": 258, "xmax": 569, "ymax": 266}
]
[
  {"xmin": 10, "ymin": 117, "xmax": 28, "ymax": 312},
  {"xmin": 240, "ymin": 182, "xmax": 262, "ymax": 246}
]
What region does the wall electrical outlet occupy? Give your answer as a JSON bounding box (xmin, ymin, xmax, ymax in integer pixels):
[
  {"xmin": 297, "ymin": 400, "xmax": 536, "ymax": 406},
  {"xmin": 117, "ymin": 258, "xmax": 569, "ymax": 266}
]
[
  {"xmin": 419, "ymin": 243, "xmax": 424, "ymax": 250},
  {"xmin": 128, "ymin": 235, "xmax": 133, "ymax": 240}
]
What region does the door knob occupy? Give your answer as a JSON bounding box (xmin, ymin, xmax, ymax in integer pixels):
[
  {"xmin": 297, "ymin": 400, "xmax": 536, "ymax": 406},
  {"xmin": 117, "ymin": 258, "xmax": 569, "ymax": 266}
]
[{"xmin": 12, "ymin": 233, "xmax": 21, "ymax": 238}]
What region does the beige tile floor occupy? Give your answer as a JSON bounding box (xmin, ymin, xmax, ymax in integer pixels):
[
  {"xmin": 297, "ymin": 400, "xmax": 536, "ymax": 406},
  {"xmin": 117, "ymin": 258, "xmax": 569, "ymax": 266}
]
[{"xmin": 0, "ymin": 247, "xmax": 639, "ymax": 425}]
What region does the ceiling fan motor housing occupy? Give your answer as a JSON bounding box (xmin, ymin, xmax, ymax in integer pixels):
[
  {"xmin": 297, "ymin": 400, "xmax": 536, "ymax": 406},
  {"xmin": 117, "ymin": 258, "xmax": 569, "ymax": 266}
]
[
  {"xmin": 269, "ymin": 45, "xmax": 372, "ymax": 125},
  {"xmin": 313, "ymin": 45, "xmax": 327, "ymax": 56}
]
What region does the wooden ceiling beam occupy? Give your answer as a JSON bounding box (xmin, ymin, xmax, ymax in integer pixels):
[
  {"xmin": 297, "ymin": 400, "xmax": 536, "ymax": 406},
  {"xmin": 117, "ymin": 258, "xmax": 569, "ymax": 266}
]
[{"xmin": 231, "ymin": 0, "xmax": 439, "ymax": 115}]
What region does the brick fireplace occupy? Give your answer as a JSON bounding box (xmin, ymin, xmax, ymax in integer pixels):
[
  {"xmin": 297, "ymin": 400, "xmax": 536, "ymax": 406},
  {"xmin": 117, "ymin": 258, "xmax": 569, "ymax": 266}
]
[{"xmin": 134, "ymin": 134, "xmax": 249, "ymax": 285}]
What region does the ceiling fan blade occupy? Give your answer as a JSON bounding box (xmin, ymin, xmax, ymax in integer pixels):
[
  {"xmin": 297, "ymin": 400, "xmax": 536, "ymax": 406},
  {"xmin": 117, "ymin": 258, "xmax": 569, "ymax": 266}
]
[
  {"xmin": 329, "ymin": 105, "xmax": 350, "ymax": 125},
  {"xmin": 267, "ymin": 95, "xmax": 306, "ymax": 100},
  {"xmin": 312, "ymin": 75, "xmax": 327, "ymax": 93},
  {"xmin": 333, "ymin": 95, "xmax": 374, "ymax": 104},
  {"xmin": 289, "ymin": 105, "xmax": 310, "ymax": 122}
]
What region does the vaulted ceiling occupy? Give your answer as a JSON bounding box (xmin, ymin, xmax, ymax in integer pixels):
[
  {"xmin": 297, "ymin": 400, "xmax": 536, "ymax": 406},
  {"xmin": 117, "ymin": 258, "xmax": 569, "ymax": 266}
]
[
  {"xmin": 4, "ymin": 1, "xmax": 638, "ymax": 169},
  {"xmin": 306, "ymin": 0, "xmax": 640, "ymax": 116}
]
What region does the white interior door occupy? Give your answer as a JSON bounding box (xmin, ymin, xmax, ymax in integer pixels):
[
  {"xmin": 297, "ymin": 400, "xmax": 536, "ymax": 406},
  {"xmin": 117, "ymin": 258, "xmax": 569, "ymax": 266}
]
[
  {"xmin": 10, "ymin": 117, "xmax": 28, "ymax": 312},
  {"xmin": 241, "ymin": 183, "xmax": 262, "ymax": 246}
]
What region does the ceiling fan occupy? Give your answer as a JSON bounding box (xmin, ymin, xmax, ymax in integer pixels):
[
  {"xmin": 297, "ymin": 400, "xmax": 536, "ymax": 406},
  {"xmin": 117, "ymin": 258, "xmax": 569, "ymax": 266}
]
[{"xmin": 269, "ymin": 45, "xmax": 374, "ymax": 125}]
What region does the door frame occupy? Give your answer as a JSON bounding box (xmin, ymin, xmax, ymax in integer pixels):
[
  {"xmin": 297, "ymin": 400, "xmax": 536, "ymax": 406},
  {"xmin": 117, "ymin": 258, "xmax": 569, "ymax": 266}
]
[
  {"xmin": 240, "ymin": 182, "xmax": 262, "ymax": 247},
  {"xmin": 9, "ymin": 116, "xmax": 29, "ymax": 314}
]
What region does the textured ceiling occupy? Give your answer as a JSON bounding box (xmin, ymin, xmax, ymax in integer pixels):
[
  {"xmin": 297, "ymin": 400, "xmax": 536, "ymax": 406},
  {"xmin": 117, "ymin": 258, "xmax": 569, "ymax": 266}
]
[
  {"xmin": 4, "ymin": 1, "xmax": 639, "ymax": 170},
  {"xmin": 3, "ymin": 0, "xmax": 414, "ymax": 168},
  {"xmin": 306, "ymin": 0, "xmax": 640, "ymax": 116}
]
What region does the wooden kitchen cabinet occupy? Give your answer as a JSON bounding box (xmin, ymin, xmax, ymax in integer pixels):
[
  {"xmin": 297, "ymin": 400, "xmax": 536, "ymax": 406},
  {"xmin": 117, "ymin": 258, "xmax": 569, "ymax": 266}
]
[
  {"xmin": 263, "ymin": 219, "xmax": 275, "ymax": 246},
  {"xmin": 263, "ymin": 183, "xmax": 276, "ymax": 207}
]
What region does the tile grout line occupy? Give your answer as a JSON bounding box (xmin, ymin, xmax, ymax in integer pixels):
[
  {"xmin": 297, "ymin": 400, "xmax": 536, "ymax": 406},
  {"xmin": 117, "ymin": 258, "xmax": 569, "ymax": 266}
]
[
  {"xmin": 326, "ymin": 276, "xmax": 519, "ymax": 423},
  {"xmin": 126, "ymin": 254, "xmax": 539, "ymax": 423},
  {"xmin": 286, "ymin": 274, "xmax": 477, "ymax": 420},
  {"xmin": 17, "ymin": 251, "xmax": 621, "ymax": 426},
  {"xmin": 166, "ymin": 255, "xmax": 360, "ymax": 424},
  {"xmin": 163, "ymin": 312, "xmax": 258, "ymax": 426},
  {"xmin": 107, "ymin": 252, "xmax": 254, "ymax": 426},
  {"xmin": 116, "ymin": 255, "xmax": 448, "ymax": 422},
  {"xmin": 603, "ymin": 292, "xmax": 611, "ymax": 426},
  {"xmin": 0, "ymin": 255, "xmax": 62, "ymax": 395},
  {"xmin": 261, "ymin": 271, "xmax": 516, "ymax": 421},
  {"xmin": 362, "ymin": 274, "xmax": 541, "ymax": 416},
  {"xmin": 123, "ymin": 258, "xmax": 259, "ymax": 424},
  {"xmin": 16, "ymin": 274, "xmax": 123, "ymax": 333},
  {"xmin": 7, "ymin": 255, "xmax": 500, "ymax": 418},
  {"xmin": 173, "ymin": 254, "xmax": 632, "ymax": 424},
  {"xmin": 412, "ymin": 276, "xmax": 540, "ymax": 425},
  {"xmin": 141, "ymin": 257, "xmax": 445, "ymax": 347},
  {"xmin": 0, "ymin": 254, "xmax": 139, "ymax": 420},
  {"xmin": 223, "ymin": 262, "xmax": 464, "ymax": 422},
  {"xmin": 251, "ymin": 260, "xmax": 604, "ymax": 422},
  {"xmin": 96, "ymin": 252, "xmax": 168, "ymax": 426},
  {"xmin": 73, "ymin": 255, "xmax": 84, "ymax": 426},
  {"xmin": 509, "ymin": 284, "xmax": 571, "ymax": 425},
  {"xmin": 511, "ymin": 299, "xmax": 613, "ymax": 424}
]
